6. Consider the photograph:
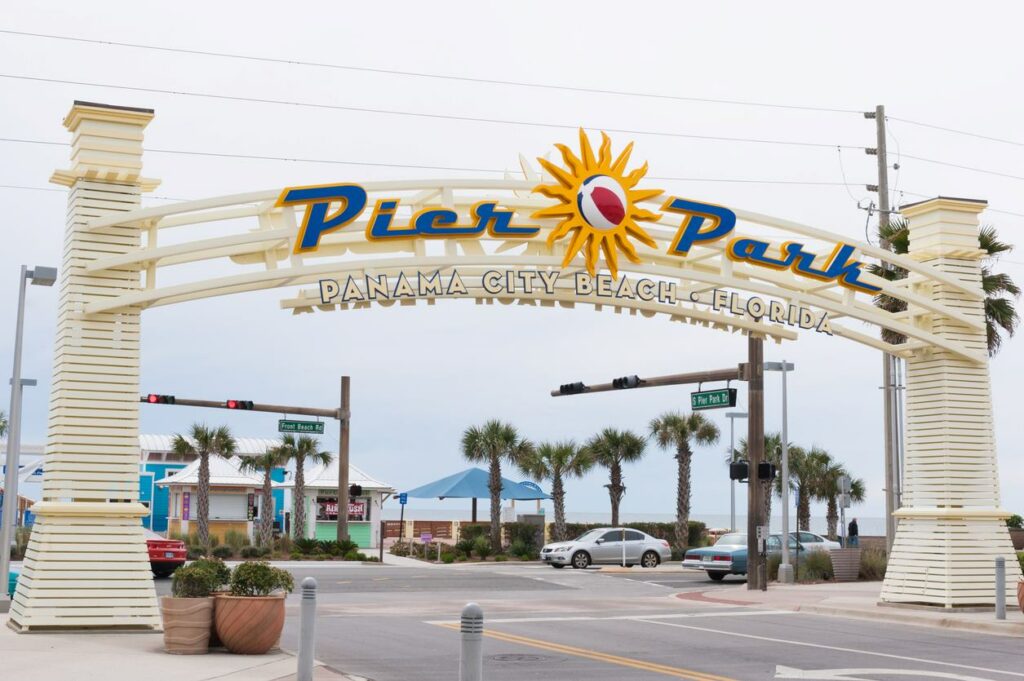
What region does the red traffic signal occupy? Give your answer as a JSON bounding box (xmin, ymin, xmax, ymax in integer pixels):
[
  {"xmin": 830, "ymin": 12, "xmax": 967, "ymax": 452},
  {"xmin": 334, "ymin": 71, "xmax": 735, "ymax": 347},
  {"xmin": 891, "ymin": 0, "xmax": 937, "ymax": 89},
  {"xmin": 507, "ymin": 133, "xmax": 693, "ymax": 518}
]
[
  {"xmin": 146, "ymin": 394, "xmax": 175, "ymax": 405},
  {"xmin": 226, "ymin": 399, "xmax": 255, "ymax": 410}
]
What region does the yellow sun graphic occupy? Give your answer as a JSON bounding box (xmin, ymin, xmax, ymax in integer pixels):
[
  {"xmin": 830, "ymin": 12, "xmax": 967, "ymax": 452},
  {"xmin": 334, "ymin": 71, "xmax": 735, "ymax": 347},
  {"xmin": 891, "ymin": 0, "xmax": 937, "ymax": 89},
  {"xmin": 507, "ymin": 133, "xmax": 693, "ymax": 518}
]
[{"xmin": 532, "ymin": 129, "xmax": 663, "ymax": 278}]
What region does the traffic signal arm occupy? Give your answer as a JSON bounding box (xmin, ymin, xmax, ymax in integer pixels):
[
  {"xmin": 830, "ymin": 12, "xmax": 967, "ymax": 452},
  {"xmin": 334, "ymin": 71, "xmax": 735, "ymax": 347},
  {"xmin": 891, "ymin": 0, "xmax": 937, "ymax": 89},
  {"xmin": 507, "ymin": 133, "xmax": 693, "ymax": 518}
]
[
  {"xmin": 550, "ymin": 367, "xmax": 743, "ymax": 397},
  {"xmin": 139, "ymin": 395, "xmax": 339, "ymax": 419}
]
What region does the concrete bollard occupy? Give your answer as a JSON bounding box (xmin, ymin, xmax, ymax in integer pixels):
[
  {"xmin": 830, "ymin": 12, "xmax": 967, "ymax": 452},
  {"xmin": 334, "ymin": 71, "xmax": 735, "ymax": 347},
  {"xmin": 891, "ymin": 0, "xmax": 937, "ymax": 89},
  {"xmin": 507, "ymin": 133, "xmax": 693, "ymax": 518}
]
[
  {"xmin": 460, "ymin": 602, "xmax": 484, "ymax": 681},
  {"xmin": 298, "ymin": 577, "xmax": 318, "ymax": 681},
  {"xmin": 995, "ymin": 556, "xmax": 1005, "ymax": 621}
]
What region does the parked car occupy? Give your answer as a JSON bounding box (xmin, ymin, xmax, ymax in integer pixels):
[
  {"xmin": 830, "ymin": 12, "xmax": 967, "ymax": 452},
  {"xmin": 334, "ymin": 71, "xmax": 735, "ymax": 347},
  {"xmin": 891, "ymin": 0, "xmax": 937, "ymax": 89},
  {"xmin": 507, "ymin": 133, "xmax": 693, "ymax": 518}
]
[
  {"xmin": 788, "ymin": 531, "xmax": 841, "ymax": 552},
  {"xmin": 541, "ymin": 528, "xmax": 671, "ymax": 569},
  {"xmin": 681, "ymin": 533, "xmax": 802, "ymax": 581},
  {"xmin": 145, "ymin": 528, "xmax": 187, "ymax": 578}
]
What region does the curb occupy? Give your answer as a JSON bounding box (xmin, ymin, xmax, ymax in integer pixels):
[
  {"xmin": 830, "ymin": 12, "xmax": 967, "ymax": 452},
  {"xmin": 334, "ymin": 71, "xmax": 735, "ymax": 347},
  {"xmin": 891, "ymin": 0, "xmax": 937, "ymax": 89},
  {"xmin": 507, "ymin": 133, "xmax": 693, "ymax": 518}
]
[{"xmin": 798, "ymin": 604, "xmax": 1024, "ymax": 637}]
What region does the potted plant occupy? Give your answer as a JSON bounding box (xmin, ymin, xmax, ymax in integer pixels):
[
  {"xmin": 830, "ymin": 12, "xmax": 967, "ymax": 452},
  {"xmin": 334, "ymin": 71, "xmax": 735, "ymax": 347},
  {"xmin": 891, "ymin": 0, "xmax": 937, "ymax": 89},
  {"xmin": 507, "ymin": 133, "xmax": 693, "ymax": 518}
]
[
  {"xmin": 215, "ymin": 560, "xmax": 294, "ymax": 654},
  {"xmin": 160, "ymin": 563, "xmax": 219, "ymax": 654},
  {"xmin": 190, "ymin": 557, "xmax": 231, "ymax": 647}
]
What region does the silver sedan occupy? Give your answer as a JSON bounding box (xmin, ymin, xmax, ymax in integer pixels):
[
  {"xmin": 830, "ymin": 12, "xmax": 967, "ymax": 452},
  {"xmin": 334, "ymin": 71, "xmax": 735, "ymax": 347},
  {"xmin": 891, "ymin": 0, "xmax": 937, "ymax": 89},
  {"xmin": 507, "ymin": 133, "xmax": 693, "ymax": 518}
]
[{"xmin": 540, "ymin": 528, "xmax": 672, "ymax": 569}]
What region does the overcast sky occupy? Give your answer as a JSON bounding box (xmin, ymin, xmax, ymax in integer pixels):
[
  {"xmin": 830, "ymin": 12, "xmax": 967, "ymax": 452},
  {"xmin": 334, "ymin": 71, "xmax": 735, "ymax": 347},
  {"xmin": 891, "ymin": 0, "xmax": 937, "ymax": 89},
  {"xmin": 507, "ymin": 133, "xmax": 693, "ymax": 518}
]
[{"xmin": 2, "ymin": 2, "xmax": 1022, "ymax": 527}]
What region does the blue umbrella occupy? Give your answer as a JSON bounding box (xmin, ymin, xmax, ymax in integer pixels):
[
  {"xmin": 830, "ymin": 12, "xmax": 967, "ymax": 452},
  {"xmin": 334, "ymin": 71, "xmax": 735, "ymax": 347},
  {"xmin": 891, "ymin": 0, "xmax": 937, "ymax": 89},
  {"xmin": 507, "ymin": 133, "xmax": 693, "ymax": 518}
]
[{"xmin": 403, "ymin": 467, "xmax": 549, "ymax": 522}]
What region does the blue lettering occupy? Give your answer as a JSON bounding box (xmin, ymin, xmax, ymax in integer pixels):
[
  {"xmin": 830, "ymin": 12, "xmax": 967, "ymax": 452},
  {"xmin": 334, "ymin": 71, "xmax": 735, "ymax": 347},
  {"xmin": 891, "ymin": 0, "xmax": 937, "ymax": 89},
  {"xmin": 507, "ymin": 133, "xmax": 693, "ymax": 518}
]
[
  {"xmin": 278, "ymin": 184, "xmax": 367, "ymax": 253},
  {"xmin": 663, "ymin": 198, "xmax": 737, "ymax": 255}
]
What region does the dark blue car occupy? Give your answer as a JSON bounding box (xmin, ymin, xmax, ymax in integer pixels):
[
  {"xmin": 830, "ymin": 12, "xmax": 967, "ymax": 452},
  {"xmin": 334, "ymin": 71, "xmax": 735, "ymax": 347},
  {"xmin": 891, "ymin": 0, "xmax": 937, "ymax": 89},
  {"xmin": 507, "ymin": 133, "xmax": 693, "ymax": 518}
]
[{"xmin": 682, "ymin": 532, "xmax": 800, "ymax": 581}]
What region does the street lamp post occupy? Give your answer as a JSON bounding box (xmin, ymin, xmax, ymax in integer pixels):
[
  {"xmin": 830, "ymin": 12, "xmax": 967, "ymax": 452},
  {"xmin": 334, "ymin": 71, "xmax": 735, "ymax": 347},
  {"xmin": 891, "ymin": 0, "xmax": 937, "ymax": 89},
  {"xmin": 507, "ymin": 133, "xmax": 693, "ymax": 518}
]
[
  {"xmin": 0, "ymin": 266, "xmax": 57, "ymax": 607},
  {"xmin": 765, "ymin": 360, "xmax": 795, "ymax": 584},
  {"xmin": 725, "ymin": 411, "xmax": 747, "ymax": 532}
]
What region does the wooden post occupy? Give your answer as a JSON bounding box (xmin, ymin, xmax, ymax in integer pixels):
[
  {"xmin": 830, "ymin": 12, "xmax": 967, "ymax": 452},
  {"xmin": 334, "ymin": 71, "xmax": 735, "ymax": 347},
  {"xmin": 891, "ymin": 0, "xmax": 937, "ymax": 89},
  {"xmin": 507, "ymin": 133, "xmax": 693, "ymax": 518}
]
[
  {"xmin": 746, "ymin": 335, "xmax": 765, "ymax": 591},
  {"xmin": 337, "ymin": 376, "xmax": 350, "ymax": 543}
]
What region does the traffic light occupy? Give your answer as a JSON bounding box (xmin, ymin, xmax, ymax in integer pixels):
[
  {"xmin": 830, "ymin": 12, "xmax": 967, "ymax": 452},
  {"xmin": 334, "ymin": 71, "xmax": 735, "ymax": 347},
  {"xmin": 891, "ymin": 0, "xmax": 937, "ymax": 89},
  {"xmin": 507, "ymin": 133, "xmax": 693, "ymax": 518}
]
[
  {"xmin": 226, "ymin": 399, "xmax": 255, "ymax": 410},
  {"xmin": 559, "ymin": 382, "xmax": 587, "ymax": 395},
  {"xmin": 349, "ymin": 484, "xmax": 363, "ymax": 497},
  {"xmin": 757, "ymin": 462, "xmax": 778, "ymax": 481},
  {"xmin": 729, "ymin": 460, "xmax": 749, "ymax": 481},
  {"xmin": 612, "ymin": 375, "xmax": 641, "ymax": 389},
  {"xmin": 146, "ymin": 394, "xmax": 175, "ymax": 405}
]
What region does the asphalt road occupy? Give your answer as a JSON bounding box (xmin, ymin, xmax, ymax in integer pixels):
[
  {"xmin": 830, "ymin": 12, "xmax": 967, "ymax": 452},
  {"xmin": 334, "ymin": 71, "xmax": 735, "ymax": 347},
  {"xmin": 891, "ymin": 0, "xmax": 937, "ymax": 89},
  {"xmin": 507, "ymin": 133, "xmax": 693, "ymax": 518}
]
[{"xmin": 160, "ymin": 563, "xmax": 1024, "ymax": 680}]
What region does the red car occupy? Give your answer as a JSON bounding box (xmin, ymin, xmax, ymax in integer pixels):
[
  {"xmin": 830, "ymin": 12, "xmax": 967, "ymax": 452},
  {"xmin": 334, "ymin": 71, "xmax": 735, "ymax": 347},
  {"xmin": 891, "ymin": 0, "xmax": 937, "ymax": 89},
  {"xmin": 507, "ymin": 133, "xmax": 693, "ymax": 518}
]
[{"xmin": 145, "ymin": 528, "xmax": 187, "ymax": 578}]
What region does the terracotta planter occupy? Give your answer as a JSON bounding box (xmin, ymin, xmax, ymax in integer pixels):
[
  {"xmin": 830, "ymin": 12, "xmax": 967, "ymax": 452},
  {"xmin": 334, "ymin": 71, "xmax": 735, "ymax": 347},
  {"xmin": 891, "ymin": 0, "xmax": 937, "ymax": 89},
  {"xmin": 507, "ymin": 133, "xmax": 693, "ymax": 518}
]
[
  {"xmin": 160, "ymin": 596, "xmax": 214, "ymax": 655},
  {"xmin": 214, "ymin": 594, "xmax": 286, "ymax": 654},
  {"xmin": 209, "ymin": 592, "xmax": 229, "ymax": 648},
  {"xmin": 1017, "ymin": 580, "xmax": 1024, "ymax": 614}
]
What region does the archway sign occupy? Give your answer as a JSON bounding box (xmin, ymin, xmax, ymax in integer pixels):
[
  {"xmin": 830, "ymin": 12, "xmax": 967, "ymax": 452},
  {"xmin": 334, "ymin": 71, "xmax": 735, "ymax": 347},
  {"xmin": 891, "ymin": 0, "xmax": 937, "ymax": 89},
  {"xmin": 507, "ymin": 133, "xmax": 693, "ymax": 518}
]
[{"xmin": 10, "ymin": 101, "xmax": 1020, "ymax": 631}]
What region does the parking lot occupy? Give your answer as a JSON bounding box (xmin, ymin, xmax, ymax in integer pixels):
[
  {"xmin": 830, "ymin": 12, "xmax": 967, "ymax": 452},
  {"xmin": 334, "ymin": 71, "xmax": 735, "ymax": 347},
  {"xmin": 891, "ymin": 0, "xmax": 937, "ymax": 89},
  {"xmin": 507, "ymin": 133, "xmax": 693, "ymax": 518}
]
[{"xmin": 159, "ymin": 562, "xmax": 1024, "ymax": 680}]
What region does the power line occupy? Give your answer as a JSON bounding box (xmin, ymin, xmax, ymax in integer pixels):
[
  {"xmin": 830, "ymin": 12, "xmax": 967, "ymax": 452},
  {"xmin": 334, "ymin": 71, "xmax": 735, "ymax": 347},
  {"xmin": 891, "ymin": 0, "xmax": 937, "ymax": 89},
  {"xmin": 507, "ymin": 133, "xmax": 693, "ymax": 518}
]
[
  {"xmin": 0, "ymin": 135, "xmax": 872, "ymax": 187},
  {"xmin": 0, "ymin": 29, "xmax": 863, "ymax": 115},
  {"xmin": 0, "ymin": 73, "xmax": 867, "ymax": 152},
  {"xmin": 900, "ymin": 153, "xmax": 1024, "ymax": 182},
  {"xmin": 0, "ymin": 183, "xmax": 186, "ymax": 201},
  {"xmin": 888, "ymin": 116, "xmax": 1024, "ymax": 149}
]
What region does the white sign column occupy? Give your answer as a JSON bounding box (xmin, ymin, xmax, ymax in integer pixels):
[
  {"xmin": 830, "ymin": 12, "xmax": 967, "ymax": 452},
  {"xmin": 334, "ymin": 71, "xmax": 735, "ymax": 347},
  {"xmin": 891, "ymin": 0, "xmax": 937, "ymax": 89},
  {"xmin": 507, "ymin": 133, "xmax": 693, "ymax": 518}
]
[
  {"xmin": 881, "ymin": 196, "xmax": 1023, "ymax": 607},
  {"xmin": 10, "ymin": 102, "xmax": 161, "ymax": 630}
]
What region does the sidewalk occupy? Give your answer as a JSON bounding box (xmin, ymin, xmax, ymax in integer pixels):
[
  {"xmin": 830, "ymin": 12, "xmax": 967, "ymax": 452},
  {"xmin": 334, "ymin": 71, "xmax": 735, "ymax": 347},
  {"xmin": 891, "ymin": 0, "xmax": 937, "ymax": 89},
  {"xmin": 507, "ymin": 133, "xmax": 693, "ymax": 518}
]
[
  {"xmin": 0, "ymin": 614, "xmax": 362, "ymax": 681},
  {"xmin": 691, "ymin": 581, "xmax": 1024, "ymax": 637}
]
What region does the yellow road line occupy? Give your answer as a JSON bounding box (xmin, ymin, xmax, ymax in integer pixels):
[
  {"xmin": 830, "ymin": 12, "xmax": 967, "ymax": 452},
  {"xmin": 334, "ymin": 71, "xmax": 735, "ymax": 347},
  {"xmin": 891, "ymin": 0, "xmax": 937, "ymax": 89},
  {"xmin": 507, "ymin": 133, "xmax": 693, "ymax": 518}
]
[{"xmin": 436, "ymin": 623, "xmax": 734, "ymax": 681}]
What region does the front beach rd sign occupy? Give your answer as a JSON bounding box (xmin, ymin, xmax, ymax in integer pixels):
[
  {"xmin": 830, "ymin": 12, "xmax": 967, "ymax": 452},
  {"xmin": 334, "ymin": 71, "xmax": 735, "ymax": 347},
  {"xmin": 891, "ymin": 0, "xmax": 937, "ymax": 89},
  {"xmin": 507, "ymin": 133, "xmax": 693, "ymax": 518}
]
[{"xmin": 316, "ymin": 269, "xmax": 835, "ymax": 335}]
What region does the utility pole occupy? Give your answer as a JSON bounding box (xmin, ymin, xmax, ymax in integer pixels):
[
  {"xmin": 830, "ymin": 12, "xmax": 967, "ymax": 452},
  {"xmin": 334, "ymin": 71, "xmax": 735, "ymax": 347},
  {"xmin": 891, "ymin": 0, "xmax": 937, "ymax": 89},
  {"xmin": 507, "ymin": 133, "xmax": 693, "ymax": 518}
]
[
  {"xmin": 337, "ymin": 376, "xmax": 351, "ymax": 543},
  {"xmin": 746, "ymin": 335, "xmax": 765, "ymax": 591},
  {"xmin": 866, "ymin": 104, "xmax": 898, "ymax": 553}
]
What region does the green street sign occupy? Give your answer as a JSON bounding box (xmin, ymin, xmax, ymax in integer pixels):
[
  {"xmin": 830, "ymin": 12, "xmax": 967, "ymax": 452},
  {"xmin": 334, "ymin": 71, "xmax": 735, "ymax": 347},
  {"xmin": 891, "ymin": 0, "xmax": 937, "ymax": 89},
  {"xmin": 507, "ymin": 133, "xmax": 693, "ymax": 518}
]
[
  {"xmin": 278, "ymin": 419, "xmax": 325, "ymax": 434},
  {"xmin": 690, "ymin": 388, "xmax": 737, "ymax": 411}
]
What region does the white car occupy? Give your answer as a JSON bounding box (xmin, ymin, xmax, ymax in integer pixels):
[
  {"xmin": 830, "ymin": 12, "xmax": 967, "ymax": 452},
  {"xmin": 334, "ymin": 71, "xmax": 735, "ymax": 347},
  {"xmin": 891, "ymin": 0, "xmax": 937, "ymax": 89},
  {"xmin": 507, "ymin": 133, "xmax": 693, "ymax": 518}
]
[
  {"xmin": 540, "ymin": 528, "xmax": 672, "ymax": 569},
  {"xmin": 788, "ymin": 531, "xmax": 841, "ymax": 552}
]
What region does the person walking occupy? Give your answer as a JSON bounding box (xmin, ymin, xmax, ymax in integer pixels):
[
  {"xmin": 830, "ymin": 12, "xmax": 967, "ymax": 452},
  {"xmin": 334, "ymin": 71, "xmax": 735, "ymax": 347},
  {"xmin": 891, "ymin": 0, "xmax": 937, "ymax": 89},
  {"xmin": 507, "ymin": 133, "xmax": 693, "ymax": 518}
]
[{"xmin": 848, "ymin": 517, "xmax": 859, "ymax": 547}]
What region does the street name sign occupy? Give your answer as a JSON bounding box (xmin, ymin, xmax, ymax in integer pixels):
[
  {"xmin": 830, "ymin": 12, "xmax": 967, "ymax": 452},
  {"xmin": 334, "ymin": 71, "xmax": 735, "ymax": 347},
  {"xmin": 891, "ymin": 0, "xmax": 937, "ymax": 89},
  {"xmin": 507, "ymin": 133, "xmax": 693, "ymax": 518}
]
[
  {"xmin": 278, "ymin": 419, "xmax": 325, "ymax": 434},
  {"xmin": 690, "ymin": 388, "xmax": 737, "ymax": 410}
]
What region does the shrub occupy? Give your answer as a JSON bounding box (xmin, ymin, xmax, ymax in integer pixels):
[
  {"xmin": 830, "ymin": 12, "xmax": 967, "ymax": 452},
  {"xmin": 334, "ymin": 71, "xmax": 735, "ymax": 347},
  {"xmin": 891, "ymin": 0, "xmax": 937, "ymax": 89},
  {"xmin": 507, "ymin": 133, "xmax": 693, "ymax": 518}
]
[
  {"xmin": 318, "ymin": 540, "xmax": 342, "ymax": 556},
  {"xmin": 455, "ymin": 538, "xmax": 475, "ymax": 556},
  {"xmin": 343, "ymin": 549, "xmax": 360, "ymax": 561},
  {"xmin": 494, "ymin": 554, "xmax": 508, "ymax": 562},
  {"xmin": 797, "ymin": 551, "xmax": 834, "ymax": 582},
  {"xmin": 767, "ymin": 553, "xmax": 782, "ymax": 581},
  {"xmin": 258, "ymin": 546, "xmax": 272, "ymax": 558},
  {"xmin": 456, "ymin": 555, "xmax": 468, "ymax": 562},
  {"xmin": 207, "ymin": 535, "xmax": 220, "ymax": 549},
  {"xmin": 224, "ymin": 529, "xmax": 248, "ymax": 551},
  {"xmin": 294, "ymin": 538, "xmax": 319, "ymax": 555},
  {"xmin": 389, "ymin": 541, "xmax": 410, "ymax": 557},
  {"xmin": 240, "ymin": 545, "xmax": 260, "ymax": 559},
  {"xmin": 13, "ymin": 527, "xmax": 31, "ymax": 559},
  {"xmin": 171, "ymin": 563, "xmax": 219, "ymax": 598},
  {"xmin": 441, "ymin": 552, "xmax": 456, "ymax": 564},
  {"xmin": 1007, "ymin": 514, "xmax": 1023, "ymax": 530},
  {"xmin": 338, "ymin": 539, "xmax": 359, "ymax": 555},
  {"xmin": 212, "ymin": 546, "xmax": 234, "ymax": 560},
  {"xmin": 275, "ymin": 534, "xmax": 293, "ymax": 555},
  {"xmin": 186, "ymin": 546, "xmax": 205, "ymax": 560},
  {"xmin": 472, "ymin": 535, "xmax": 492, "ymax": 560},
  {"xmin": 858, "ymin": 548, "xmax": 888, "ymax": 581},
  {"xmin": 229, "ymin": 560, "xmax": 294, "ymax": 597},
  {"xmin": 290, "ymin": 551, "xmax": 303, "ymax": 561},
  {"xmin": 458, "ymin": 524, "xmax": 488, "ymax": 541},
  {"xmin": 364, "ymin": 556, "xmax": 380, "ymax": 563},
  {"xmin": 190, "ymin": 557, "xmax": 231, "ymax": 588}
]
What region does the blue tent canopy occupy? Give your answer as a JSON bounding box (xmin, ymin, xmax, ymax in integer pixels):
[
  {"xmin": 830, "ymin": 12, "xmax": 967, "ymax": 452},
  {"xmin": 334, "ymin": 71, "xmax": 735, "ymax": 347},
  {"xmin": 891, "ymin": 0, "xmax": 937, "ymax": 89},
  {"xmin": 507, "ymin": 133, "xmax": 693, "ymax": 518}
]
[{"xmin": 403, "ymin": 467, "xmax": 550, "ymax": 501}]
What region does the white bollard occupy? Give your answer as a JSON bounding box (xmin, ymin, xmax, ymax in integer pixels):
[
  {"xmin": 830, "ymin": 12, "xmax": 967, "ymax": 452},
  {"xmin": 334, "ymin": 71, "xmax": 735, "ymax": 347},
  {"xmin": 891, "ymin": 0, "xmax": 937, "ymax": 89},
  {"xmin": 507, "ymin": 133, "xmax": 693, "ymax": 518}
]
[
  {"xmin": 460, "ymin": 602, "xmax": 484, "ymax": 681},
  {"xmin": 995, "ymin": 556, "xmax": 1005, "ymax": 621},
  {"xmin": 298, "ymin": 577, "xmax": 318, "ymax": 681}
]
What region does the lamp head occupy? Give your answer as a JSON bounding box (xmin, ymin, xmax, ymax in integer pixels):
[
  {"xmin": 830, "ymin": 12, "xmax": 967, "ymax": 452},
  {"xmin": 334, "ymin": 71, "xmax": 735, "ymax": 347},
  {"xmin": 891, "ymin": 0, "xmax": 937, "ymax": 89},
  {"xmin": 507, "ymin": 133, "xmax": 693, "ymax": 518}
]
[{"xmin": 28, "ymin": 266, "xmax": 57, "ymax": 286}]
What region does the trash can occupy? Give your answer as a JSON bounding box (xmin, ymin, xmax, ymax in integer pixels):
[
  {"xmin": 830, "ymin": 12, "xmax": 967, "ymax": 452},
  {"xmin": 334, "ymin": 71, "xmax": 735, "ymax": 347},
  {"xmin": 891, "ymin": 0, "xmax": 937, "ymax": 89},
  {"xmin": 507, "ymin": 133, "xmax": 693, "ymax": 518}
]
[{"xmin": 7, "ymin": 570, "xmax": 19, "ymax": 597}]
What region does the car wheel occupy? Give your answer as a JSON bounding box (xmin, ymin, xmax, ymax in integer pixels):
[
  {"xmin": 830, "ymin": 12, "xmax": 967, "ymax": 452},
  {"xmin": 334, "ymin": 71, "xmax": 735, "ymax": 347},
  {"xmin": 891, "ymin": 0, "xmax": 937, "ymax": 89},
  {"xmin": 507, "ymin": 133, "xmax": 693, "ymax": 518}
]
[
  {"xmin": 708, "ymin": 571, "xmax": 727, "ymax": 581},
  {"xmin": 551, "ymin": 564, "xmax": 565, "ymax": 569},
  {"xmin": 571, "ymin": 551, "xmax": 591, "ymax": 569},
  {"xmin": 641, "ymin": 551, "xmax": 660, "ymax": 568}
]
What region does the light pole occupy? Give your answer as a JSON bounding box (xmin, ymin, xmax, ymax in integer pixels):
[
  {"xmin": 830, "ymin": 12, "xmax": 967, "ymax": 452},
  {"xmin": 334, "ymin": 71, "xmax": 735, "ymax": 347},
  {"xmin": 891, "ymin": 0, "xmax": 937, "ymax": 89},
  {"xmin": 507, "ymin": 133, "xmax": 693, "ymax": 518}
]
[
  {"xmin": 0, "ymin": 265, "xmax": 57, "ymax": 606},
  {"xmin": 765, "ymin": 360, "xmax": 795, "ymax": 584},
  {"xmin": 725, "ymin": 411, "xmax": 747, "ymax": 532}
]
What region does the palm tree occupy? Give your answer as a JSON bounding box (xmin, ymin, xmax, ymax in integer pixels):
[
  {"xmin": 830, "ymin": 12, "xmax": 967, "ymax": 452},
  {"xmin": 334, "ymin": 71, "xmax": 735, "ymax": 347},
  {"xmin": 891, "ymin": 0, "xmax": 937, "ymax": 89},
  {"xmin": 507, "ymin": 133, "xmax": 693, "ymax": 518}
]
[
  {"xmin": 872, "ymin": 220, "xmax": 1020, "ymax": 354},
  {"xmin": 732, "ymin": 432, "xmax": 784, "ymax": 531},
  {"xmin": 584, "ymin": 428, "xmax": 646, "ymax": 526},
  {"xmin": 819, "ymin": 462, "xmax": 866, "ymax": 540},
  {"xmin": 239, "ymin": 446, "xmax": 290, "ymax": 548},
  {"xmin": 461, "ymin": 420, "xmax": 534, "ymax": 551},
  {"xmin": 518, "ymin": 441, "xmax": 593, "ymax": 542},
  {"xmin": 277, "ymin": 434, "xmax": 333, "ymax": 540},
  {"xmin": 172, "ymin": 424, "xmax": 236, "ymax": 549},
  {"xmin": 785, "ymin": 446, "xmax": 832, "ymax": 532},
  {"xmin": 650, "ymin": 412, "xmax": 719, "ymax": 549}
]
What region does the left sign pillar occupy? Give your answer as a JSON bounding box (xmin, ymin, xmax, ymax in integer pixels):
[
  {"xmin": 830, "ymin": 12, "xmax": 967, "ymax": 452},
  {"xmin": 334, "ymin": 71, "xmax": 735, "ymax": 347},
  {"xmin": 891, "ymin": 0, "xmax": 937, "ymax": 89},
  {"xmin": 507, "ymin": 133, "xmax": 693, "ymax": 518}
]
[{"xmin": 9, "ymin": 102, "xmax": 161, "ymax": 631}]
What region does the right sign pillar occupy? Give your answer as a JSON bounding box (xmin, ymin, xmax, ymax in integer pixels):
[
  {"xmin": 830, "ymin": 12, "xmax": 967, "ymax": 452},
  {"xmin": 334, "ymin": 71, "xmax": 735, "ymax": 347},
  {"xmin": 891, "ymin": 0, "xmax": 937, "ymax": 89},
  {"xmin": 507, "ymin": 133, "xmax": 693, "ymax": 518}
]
[{"xmin": 882, "ymin": 196, "xmax": 1023, "ymax": 607}]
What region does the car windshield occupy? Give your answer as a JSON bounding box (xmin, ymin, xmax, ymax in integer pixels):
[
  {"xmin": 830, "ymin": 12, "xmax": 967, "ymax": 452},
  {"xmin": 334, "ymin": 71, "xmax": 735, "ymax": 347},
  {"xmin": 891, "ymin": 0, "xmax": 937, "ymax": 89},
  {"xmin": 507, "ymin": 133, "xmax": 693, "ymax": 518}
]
[
  {"xmin": 573, "ymin": 530, "xmax": 602, "ymax": 542},
  {"xmin": 715, "ymin": 533, "xmax": 747, "ymax": 545}
]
